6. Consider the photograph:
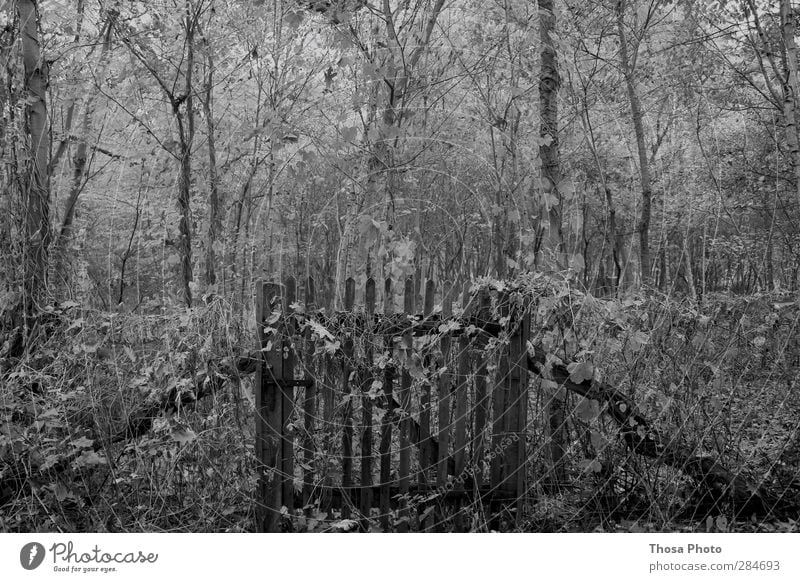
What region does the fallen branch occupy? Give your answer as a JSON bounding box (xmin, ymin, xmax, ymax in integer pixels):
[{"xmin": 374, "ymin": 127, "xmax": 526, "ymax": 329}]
[{"xmin": 525, "ymin": 344, "xmax": 783, "ymax": 518}]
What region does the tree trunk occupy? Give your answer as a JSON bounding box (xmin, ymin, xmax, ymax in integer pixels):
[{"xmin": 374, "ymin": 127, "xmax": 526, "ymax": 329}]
[
  {"xmin": 203, "ymin": 37, "xmax": 221, "ymax": 288},
  {"xmin": 18, "ymin": 0, "xmax": 51, "ymax": 316},
  {"xmin": 538, "ymin": 0, "xmax": 564, "ymax": 269},
  {"xmin": 538, "ymin": 0, "xmax": 566, "ymax": 489},
  {"xmin": 781, "ymin": 0, "xmax": 800, "ymax": 208},
  {"xmin": 175, "ymin": 3, "xmax": 196, "ymax": 307},
  {"xmin": 616, "ymin": 0, "xmax": 653, "ymax": 284}
]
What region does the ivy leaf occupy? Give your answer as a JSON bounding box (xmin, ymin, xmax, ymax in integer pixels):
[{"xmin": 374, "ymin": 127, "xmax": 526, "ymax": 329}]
[
  {"xmin": 575, "ymin": 398, "xmax": 600, "ymax": 422},
  {"xmin": 71, "ymin": 436, "xmax": 94, "ymax": 449},
  {"xmin": 75, "ymin": 450, "xmax": 107, "ymax": 466},
  {"xmin": 331, "ymin": 519, "xmax": 357, "ymax": 531},
  {"xmin": 368, "ymin": 380, "xmax": 383, "ymax": 399},
  {"xmin": 307, "ymin": 319, "xmax": 334, "ymax": 341},
  {"xmin": 590, "ymin": 430, "xmax": 607, "ymax": 450},
  {"xmin": 578, "ymin": 458, "xmax": 602, "ymax": 473},
  {"xmin": 567, "ymin": 361, "xmax": 594, "ymax": 384},
  {"xmin": 627, "ymin": 330, "xmax": 649, "ymax": 352},
  {"xmin": 171, "ymin": 425, "xmax": 197, "ymax": 444}
]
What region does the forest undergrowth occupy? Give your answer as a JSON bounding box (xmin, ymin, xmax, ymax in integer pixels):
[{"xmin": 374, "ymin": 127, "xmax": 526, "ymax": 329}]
[{"xmin": 1, "ymin": 278, "xmax": 799, "ymax": 533}]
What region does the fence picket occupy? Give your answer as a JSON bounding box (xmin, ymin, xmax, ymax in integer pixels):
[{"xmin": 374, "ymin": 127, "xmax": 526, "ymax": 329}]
[
  {"xmin": 419, "ymin": 279, "xmax": 434, "ymax": 486},
  {"xmin": 435, "ymin": 281, "xmax": 453, "ymax": 531},
  {"xmin": 454, "ymin": 281, "xmax": 471, "ymax": 478},
  {"xmin": 379, "ymin": 276, "xmax": 394, "ymax": 530},
  {"xmin": 341, "ymin": 277, "xmax": 355, "ymax": 519},
  {"xmin": 302, "ymin": 276, "xmax": 316, "ymax": 517},
  {"xmin": 398, "ymin": 276, "xmax": 414, "ymax": 532},
  {"xmin": 282, "ymin": 276, "xmax": 297, "ymax": 512},
  {"xmin": 515, "ymin": 307, "xmax": 531, "ymax": 523},
  {"xmin": 490, "ymin": 292, "xmax": 509, "ymax": 495},
  {"xmin": 255, "ymin": 281, "xmax": 283, "ymax": 532},
  {"xmin": 359, "ymin": 277, "xmax": 376, "ymax": 526},
  {"xmin": 473, "ymin": 288, "xmax": 490, "ymax": 489}
]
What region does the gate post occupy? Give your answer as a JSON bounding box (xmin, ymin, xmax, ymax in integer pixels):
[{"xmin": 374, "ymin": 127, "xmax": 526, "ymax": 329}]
[{"xmin": 255, "ymin": 280, "xmax": 285, "ymax": 532}]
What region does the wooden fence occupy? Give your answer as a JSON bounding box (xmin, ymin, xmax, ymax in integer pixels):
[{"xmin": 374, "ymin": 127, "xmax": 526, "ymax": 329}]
[{"xmin": 253, "ymin": 275, "xmax": 532, "ymax": 532}]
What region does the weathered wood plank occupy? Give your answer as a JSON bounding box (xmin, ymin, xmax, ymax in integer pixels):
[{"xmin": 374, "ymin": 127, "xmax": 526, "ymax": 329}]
[
  {"xmin": 321, "ymin": 352, "xmax": 335, "ymax": 513},
  {"xmin": 359, "ymin": 277, "xmax": 376, "ymax": 526},
  {"xmin": 472, "ymin": 288, "xmax": 490, "ymax": 489},
  {"xmin": 282, "ymin": 276, "xmax": 297, "ymax": 511},
  {"xmin": 515, "ymin": 307, "xmax": 530, "ymax": 523},
  {"xmin": 398, "ymin": 276, "xmax": 414, "ymax": 532},
  {"xmin": 341, "ymin": 277, "xmax": 356, "ymax": 519},
  {"xmin": 419, "ymin": 279, "xmax": 434, "ymax": 486},
  {"xmin": 490, "ymin": 292, "xmax": 509, "ymax": 493},
  {"xmin": 436, "ymin": 281, "xmax": 453, "ymax": 489},
  {"xmin": 502, "ymin": 293, "xmax": 529, "ymax": 518},
  {"xmin": 435, "ymin": 281, "xmax": 453, "ymax": 531},
  {"xmin": 379, "ymin": 277, "xmax": 394, "ymax": 530},
  {"xmin": 302, "ymin": 276, "xmax": 317, "ymax": 516},
  {"xmin": 454, "ymin": 281, "xmax": 471, "ymax": 478},
  {"xmin": 418, "ymin": 279, "xmax": 435, "ymax": 530},
  {"xmin": 256, "ymin": 281, "xmax": 284, "ymax": 532}
]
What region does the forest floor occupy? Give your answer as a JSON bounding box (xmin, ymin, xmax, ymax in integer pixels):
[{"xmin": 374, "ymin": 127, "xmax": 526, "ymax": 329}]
[{"xmin": 1, "ymin": 284, "xmax": 799, "ymax": 532}]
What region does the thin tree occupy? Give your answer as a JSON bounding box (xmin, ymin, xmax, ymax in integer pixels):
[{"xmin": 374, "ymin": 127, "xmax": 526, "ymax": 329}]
[
  {"xmin": 18, "ymin": 0, "xmax": 51, "ymax": 319},
  {"xmin": 539, "ymin": 0, "xmax": 566, "ymax": 490},
  {"xmin": 120, "ymin": 0, "xmax": 202, "ymax": 307},
  {"xmin": 538, "ymin": 0, "xmax": 565, "ymax": 269},
  {"xmin": 616, "ymin": 0, "xmax": 653, "ymax": 283}
]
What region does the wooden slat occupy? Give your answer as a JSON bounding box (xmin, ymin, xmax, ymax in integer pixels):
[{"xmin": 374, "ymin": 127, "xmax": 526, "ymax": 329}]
[
  {"xmin": 321, "ymin": 353, "xmax": 335, "ymax": 513},
  {"xmin": 359, "ymin": 277, "xmax": 376, "ymax": 525},
  {"xmin": 504, "ymin": 291, "xmax": 523, "ymax": 499},
  {"xmin": 379, "ymin": 277, "xmax": 394, "ymax": 530},
  {"xmin": 414, "ymin": 265, "xmax": 422, "ymax": 310},
  {"xmin": 435, "ymin": 281, "xmax": 453, "ymax": 531},
  {"xmin": 341, "ymin": 277, "xmax": 355, "ymax": 519},
  {"xmin": 454, "ymin": 281, "xmax": 471, "ymax": 478},
  {"xmin": 419, "ymin": 279, "xmax": 434, "ymax": 486},
  {"xmin": 418, "ymin": 279, "xmax": 435, "ymax": 530},
  {"xmin": 490, "ymin": 291, "xmax": 509, "ymax": 493},
  {"xmin": 515, "ymin": 307, "xmax": 531, "ymax": 523},
  {"xmin": 302, "ymin": 276, "xmax": 317, "ymax": 516},
  {"xmin": 282, "ymin": 276, "xmax": 296, "ymax": 511},
  {"xmin": 472, "ymin": 288, "xmax": 491, "ymax": 488},
  {"xmin": 436, "ymin": 282, "xmax": 453, "ymax": 489},
  {"xmin": 255, "ymin": 281, "xmax": 283, "ymax": 532},
  {"xmin": 453, "ymin": 280, "xmax": 473, "ymax": 532},
  {"xmin": 398, "ymin": 276, "xmax": 414, "ymax": 532}
]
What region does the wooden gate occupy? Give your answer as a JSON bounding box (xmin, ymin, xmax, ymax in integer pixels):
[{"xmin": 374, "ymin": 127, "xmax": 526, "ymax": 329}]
[{"xmin": 253, "ymin": 276, "xmax": 531, "ymax": 532}]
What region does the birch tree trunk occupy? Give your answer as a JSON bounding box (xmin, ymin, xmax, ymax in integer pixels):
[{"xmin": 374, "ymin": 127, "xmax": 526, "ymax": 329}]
[{"xmin": 780, "ymin": 0, "xmax": 800, "ymax": 208}]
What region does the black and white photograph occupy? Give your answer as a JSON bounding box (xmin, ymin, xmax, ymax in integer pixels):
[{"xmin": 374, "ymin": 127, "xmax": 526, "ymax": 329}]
[{"xmin": 1, "ymin": 0, "xmax": 799, "ymax": 568}]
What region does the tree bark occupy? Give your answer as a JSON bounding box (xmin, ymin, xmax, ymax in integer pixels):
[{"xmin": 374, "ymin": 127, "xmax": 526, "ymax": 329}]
[
  {"xmin": 538, "ymin": 0, "xmax": 566, "ymax": 489},
  {"xmin": 616, "ymin": 0, "xmax": 652, "ymax": 284},
  {"xmin": 202, "ymin": 28, "xmax": 221, "ymax": 288},
  {"xmin": 538, "ymin": 0, "xmax": 564, "ymax": 268},
  {"xmin": 780, "ymin": 0, "xmax": 800, "ymax": 208},
  {"xmin": 17, "ymin": 0, "xmax": 51, "ymax": 316},
  {"xmin": 175, "ymin": 3, "xmax": 196, "ymax": 307}
]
